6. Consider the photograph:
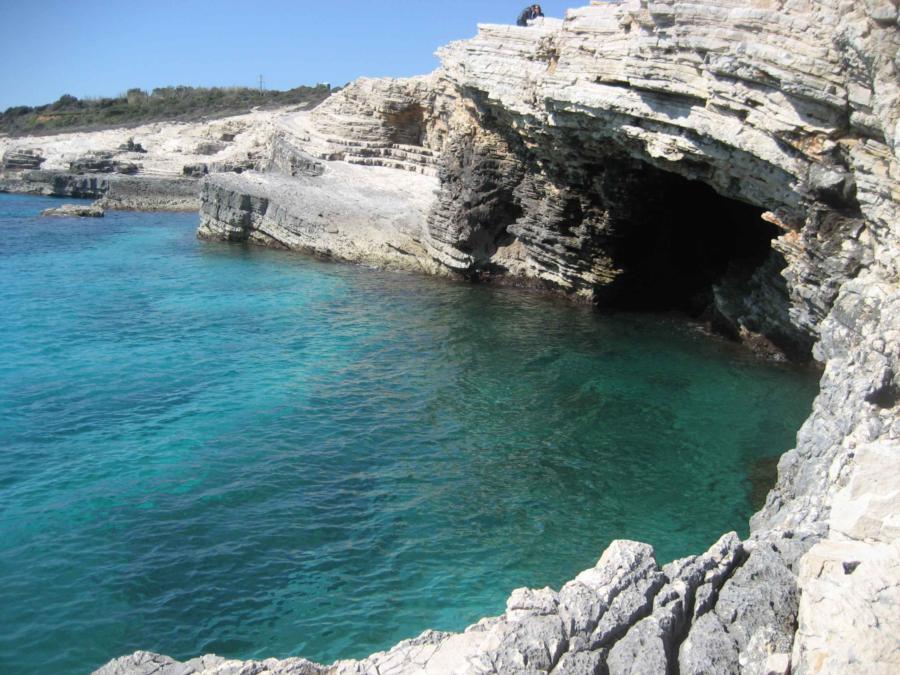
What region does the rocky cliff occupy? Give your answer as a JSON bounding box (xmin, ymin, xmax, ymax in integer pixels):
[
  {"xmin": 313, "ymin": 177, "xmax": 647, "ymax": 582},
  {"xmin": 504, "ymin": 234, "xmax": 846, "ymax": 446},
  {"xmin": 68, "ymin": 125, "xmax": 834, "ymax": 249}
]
[{"xmin": 100, "ymin": 1, "xmax": 898, "ymax": 673}]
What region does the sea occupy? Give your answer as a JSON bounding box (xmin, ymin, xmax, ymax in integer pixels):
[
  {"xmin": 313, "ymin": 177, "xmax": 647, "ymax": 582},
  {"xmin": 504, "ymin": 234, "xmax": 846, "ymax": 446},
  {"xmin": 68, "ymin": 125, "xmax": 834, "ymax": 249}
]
[{"xmin": 0, "ymin": 193, "xmax": 819, "ymax": 673}]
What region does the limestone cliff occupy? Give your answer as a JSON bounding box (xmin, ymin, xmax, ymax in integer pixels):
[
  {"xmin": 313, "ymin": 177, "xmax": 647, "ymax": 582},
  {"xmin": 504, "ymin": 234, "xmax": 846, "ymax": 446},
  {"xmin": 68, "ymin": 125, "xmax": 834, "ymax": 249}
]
[
  {"xmin": 99, "ymin": 1, "xmax": 898, "ymax": 673},
  {"xmin": 426, "ymin": 1, "xmax": 896, "ymax": 357}
]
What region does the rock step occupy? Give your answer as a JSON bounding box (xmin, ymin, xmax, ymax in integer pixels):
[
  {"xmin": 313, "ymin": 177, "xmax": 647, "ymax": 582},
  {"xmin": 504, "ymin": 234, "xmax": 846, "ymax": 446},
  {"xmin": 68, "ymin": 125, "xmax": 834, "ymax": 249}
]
[
  {"xmin": 69, "ymin": 158, "xmax": 140, "ymax": 175},
  {"xmin": 391, "ymin": 143, "xmax": 435, "ymax": 157},
  {"xmin": 347, "ymin": 146, "xmax": 437, "ymax": 166},
  {"xmin": 273, "ymin": 125, "xmax": 438, "ymax": 175},
  {"xmin": 319, "ymin": 138, "xmax": 435, "ymax": 156},
  {"xmin": 136, "ymin": 168, "xmax": 183, "ymax": 178},
  {"xmin": 323, "ymin": 136, "xmax": 377, "ymax": 149},
  {"xmin": 318, "ymin": 136, "xmax": 437, "ymax": 159},
  {"xmin": 343, "ymin": 155, "xmax": 438, "ymax": 177},
  {"xmin": 2, "ymin": 150, "xmax": 46, "ymax": 171}
]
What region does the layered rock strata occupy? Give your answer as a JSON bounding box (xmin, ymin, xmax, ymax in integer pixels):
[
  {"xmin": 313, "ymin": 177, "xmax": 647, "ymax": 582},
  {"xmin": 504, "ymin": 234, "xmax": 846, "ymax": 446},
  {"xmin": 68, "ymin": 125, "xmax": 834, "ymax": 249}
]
[
  {"xmin": 195, "ymin": 77, "xmax": 449, "ymax": 265},
  {"xmin": 1, "ymin": 147, "xmax": 45, "ymax": 170},
  {"xmin": 197, "ymin": 166, "xmax": 440, "ymax": 273},
  {"xmin": 99, "ymin": 0, "xmax": 898, "ymax": 673},
  {"xmin": 426, "ymin": 0, "xmax": 896, "ymax": 356}
]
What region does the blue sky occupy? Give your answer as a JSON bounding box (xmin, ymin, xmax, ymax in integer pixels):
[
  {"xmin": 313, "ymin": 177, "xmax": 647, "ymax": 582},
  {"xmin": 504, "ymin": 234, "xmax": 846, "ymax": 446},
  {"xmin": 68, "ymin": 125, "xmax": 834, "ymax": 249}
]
[{"xmin": 0, "ymin": 1, "xmax": 575, "ymax": 110}]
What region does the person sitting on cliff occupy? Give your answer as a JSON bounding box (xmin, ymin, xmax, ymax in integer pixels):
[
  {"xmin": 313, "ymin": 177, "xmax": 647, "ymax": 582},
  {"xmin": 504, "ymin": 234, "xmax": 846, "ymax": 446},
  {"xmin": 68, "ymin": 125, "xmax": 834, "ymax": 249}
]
[
  {"xmin": 519, "ymin": 5, "xmax": 545, "ymax": 25},
  {"xmin": 517, "ymin": 5, "xmax": 540, "ymax": 26}
]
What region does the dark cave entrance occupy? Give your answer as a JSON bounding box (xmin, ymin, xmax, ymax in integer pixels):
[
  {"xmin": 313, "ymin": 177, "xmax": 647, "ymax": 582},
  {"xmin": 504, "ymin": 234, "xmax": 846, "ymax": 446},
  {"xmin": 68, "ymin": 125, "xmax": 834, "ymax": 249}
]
[
  {"xmin": 507, "ymin": 152, "xmax": 812, "ymax": 358},
  {"xmin": 582, "ymin": 163, "xmax": 815, "ymax": 360},
  {"xmin": 598, "ymin": 173, "xmax": 780, "ymax": 314},
  {"xmin": 441, "ymin": 110, "xmax": 808, "ymax": 356}
]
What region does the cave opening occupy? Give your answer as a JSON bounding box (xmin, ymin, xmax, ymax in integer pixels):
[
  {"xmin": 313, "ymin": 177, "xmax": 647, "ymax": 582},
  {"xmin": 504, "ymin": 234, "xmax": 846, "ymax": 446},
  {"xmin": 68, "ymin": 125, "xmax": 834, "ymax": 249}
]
[
  {"xmin": 446, "ymin": 118, "xmax": 805, "ymax": 356},
  {"xmin": 599, "ymin": 171, "xmax": 780, "ymax": 315}
]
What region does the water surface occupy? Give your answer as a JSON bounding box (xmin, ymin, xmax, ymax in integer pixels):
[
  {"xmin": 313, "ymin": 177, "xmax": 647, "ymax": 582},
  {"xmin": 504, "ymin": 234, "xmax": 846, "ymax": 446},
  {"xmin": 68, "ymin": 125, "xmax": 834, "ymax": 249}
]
[{"xmin": 0, "ymin": 193, "xmax": 819, "ymax": 673}]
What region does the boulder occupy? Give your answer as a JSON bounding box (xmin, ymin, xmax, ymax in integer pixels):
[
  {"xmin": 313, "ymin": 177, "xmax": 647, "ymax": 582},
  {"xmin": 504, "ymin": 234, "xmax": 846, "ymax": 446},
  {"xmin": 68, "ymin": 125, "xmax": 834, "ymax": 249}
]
[
  {"xmin": 182, "ymin": 162, "xmax": 209, "ymax": 178},
  {"xmin": 2, "ymin": 148, "xmax": 45, "ymax": 171},
  {"xmin": 117, "ymin": 138, "xmax": 147, "ymax": 153},
  {"xmin": 69, "ymin": 157, "xmax": 140, "ymax": 174},
  {"xmin": 41, "ymin": 202, "xmax": 105, "ymax": 218}
]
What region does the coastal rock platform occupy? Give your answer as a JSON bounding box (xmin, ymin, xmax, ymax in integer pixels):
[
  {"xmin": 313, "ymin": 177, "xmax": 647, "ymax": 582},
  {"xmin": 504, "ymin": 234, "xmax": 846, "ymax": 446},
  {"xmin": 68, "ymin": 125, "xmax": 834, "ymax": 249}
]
[{"xmin": 198, "ymin": 163, "xmax": 441, "ymax": 273}]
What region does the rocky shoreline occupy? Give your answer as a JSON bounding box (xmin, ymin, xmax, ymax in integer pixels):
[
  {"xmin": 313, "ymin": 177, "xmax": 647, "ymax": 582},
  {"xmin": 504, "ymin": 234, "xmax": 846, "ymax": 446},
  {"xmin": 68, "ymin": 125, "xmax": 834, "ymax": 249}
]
[
  {"xmin": 0, "ymin": 108, "xmax": 286, "ymax": 211},
  {"xmin": 12, "ymin": 0, "xmax": 894, "ymax": 672}
]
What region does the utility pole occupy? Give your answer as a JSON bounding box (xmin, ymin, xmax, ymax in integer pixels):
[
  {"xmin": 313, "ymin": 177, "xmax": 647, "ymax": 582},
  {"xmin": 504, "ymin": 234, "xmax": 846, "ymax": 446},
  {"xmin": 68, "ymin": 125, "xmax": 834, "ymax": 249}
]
[{"xmin": 258, "ymin": 75, "xmax": 265, "ymax": 93}]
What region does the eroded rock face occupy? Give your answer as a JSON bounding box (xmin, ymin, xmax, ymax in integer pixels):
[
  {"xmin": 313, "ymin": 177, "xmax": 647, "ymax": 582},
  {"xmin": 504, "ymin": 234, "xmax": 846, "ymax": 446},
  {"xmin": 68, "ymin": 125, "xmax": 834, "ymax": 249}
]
[{"xmin": 98, "ymin": 1, "xmax": 899, "ymax": 673}]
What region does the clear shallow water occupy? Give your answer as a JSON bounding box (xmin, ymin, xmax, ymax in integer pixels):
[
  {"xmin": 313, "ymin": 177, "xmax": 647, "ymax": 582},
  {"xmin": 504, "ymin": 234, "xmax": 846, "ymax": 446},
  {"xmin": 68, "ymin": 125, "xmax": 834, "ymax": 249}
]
[{"xmin": 0, "ymin": 193, "xmax": 819, "ymax": 674}]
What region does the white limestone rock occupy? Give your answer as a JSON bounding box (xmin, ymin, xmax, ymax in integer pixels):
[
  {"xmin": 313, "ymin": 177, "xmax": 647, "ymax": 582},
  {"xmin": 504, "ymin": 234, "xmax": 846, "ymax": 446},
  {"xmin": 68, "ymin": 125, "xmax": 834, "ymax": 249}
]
[{"xmin": 197, "ymin": 164, "xmax": 441, "ymax": 274}]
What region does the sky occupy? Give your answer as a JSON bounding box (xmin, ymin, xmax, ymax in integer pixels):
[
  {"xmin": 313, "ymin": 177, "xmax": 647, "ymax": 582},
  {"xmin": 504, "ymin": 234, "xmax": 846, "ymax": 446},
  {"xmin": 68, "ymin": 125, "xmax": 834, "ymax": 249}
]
[{"xmin": 0, "ymin": 0, "xmax": 577, "ymax": 111}]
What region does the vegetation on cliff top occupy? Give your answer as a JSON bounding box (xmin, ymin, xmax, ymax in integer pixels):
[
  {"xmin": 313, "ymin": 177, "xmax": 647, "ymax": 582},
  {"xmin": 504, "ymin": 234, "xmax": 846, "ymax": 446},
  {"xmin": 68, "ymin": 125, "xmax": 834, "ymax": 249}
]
[{"xmin": 0, "ymin": 85, "xmax": 335, "ymax": 136}]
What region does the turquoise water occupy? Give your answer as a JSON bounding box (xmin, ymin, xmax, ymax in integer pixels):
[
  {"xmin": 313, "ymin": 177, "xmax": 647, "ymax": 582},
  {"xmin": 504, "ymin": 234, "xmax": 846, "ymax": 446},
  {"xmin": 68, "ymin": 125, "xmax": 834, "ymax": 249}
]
[{"xmin": 0, "ymin": 193, "xmax": 819, "ymax": 674}]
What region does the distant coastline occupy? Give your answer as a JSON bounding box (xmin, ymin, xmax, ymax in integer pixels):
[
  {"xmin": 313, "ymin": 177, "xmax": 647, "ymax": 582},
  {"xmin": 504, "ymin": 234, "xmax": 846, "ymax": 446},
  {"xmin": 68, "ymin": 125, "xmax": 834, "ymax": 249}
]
[{"xmin": 0, "ymin": 84, "xmax": 334, "ymax": 137}]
